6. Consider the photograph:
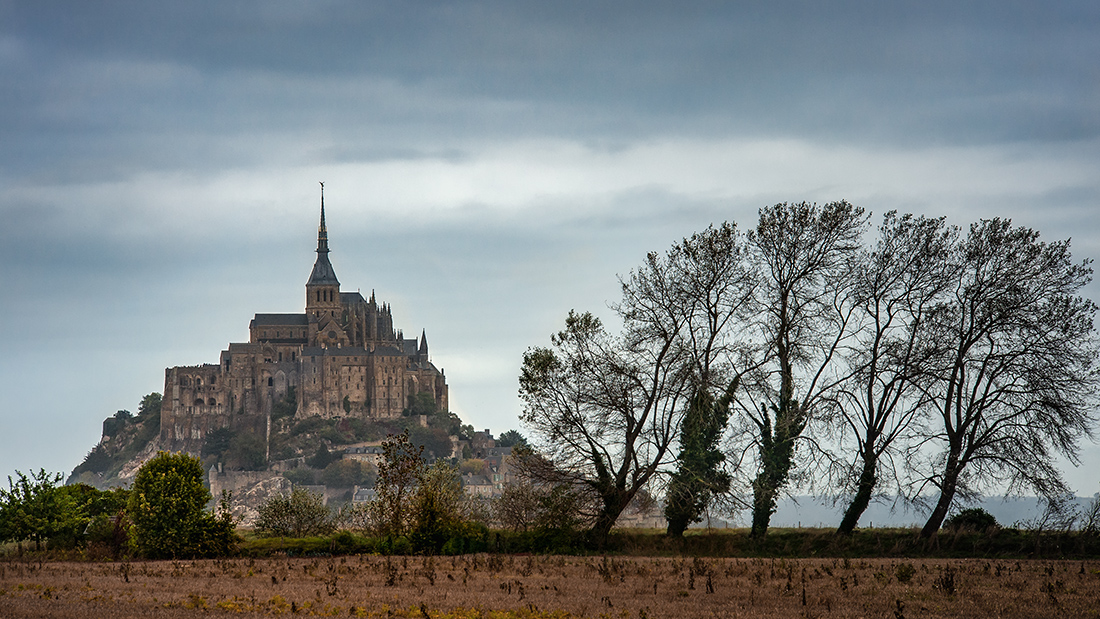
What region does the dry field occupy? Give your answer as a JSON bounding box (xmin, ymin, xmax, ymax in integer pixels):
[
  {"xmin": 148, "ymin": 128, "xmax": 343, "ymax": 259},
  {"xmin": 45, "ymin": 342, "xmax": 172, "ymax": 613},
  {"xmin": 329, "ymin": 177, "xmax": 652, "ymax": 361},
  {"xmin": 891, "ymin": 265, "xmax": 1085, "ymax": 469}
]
[{"xmin": 2, "ymin": 554, "xmax": 1098, "ymax": 618}]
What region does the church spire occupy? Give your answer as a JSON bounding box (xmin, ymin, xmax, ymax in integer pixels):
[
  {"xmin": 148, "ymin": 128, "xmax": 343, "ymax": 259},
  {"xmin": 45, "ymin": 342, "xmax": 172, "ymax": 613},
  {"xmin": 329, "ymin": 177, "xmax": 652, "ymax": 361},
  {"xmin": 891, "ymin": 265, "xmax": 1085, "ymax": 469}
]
[
  {"xmin": 306, "ymin": 182, "xmax": 339, "ymax": 288},
  {"xmin": 317, "ymin": 181, "xmax": 330, "ymax": 254}
]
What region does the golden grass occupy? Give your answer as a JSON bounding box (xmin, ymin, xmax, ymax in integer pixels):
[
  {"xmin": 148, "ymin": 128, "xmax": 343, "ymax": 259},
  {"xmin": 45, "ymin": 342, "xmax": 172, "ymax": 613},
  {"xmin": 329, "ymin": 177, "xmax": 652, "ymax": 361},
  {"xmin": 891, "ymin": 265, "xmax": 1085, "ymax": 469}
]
[{"xmin": 2, "ymin": 555, "xmax": 1099, "ymax": 618}]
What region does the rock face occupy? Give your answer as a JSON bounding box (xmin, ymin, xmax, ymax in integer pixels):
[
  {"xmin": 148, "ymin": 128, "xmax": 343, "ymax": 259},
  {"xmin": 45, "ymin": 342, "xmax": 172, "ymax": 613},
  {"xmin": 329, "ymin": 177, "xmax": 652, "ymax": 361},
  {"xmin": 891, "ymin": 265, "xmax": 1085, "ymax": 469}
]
[{"xmin": 208, "ymin": 469, "xmax": 291, "ymax": 527}]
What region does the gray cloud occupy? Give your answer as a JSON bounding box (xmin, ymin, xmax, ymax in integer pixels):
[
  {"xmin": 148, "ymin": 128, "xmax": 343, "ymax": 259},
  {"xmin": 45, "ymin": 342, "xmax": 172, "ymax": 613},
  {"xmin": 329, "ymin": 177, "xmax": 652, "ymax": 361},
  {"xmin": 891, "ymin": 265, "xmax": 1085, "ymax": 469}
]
[{"xmin": 2, "ymin": 1, "xmax": 1098, "ymax": 495}]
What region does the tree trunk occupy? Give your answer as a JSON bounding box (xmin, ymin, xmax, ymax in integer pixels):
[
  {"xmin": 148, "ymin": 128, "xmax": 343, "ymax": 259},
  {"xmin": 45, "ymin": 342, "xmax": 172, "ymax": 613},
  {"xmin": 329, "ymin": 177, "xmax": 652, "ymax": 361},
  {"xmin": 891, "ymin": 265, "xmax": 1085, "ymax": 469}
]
[
  {"xmin": 920, "ymin": 460, "xmax": 961, "ymax": 538},
  {"xmin": 837, "ymin": 450, "xmax": 878, "ymax": 535},
  {"xmin": 748, "ymin": 483, "xmax": 774, "ymax": 538}
]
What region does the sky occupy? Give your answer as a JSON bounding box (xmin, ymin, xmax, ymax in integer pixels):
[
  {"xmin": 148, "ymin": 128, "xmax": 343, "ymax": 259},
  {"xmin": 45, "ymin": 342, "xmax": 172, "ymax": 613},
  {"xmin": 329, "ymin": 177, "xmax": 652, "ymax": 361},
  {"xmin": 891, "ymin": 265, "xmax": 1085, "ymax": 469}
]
[{"xmin": 1, "ymin": 1, "xmax": 1098, "ymax": 498}]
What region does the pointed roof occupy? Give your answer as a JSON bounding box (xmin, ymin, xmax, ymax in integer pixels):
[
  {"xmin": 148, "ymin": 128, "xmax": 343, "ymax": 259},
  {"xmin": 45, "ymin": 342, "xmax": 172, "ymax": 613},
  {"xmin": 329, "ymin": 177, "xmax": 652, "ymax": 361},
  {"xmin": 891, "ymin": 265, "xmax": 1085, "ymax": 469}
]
[
  {"xmin": 307, "ymin": 182, "xmax": 340, "ymax": 286},
  {"xmin": 419, "ymin": 329, "xmax": 428, "ymax": 354}
]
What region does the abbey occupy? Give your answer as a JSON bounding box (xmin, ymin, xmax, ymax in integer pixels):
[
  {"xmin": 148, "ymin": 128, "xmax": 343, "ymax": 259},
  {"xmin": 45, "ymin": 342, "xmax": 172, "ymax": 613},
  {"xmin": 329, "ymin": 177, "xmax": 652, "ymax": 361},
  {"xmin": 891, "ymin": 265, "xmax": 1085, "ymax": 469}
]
[{"xmin": 160, "ymin": 190, "xmax": 449, "ymax": 452}]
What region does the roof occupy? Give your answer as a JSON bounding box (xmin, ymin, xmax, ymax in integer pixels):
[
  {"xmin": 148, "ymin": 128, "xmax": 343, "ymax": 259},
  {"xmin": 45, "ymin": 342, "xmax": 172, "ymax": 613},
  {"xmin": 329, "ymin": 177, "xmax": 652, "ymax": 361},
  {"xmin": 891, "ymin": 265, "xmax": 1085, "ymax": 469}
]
[
  {"xmin": 300, "ymin": 345, "xmax": 406, "ymax": 358},
  {"xmin": 341, "ymin": 291, "xmax": 365, "ymax": 304},
  {"xmin": 307, "ymin": 252, "xmax": 340, "ymax": 286},
  {"xmin": 251, "ymin": 314, "xmax": 308, "ymax": 326}
]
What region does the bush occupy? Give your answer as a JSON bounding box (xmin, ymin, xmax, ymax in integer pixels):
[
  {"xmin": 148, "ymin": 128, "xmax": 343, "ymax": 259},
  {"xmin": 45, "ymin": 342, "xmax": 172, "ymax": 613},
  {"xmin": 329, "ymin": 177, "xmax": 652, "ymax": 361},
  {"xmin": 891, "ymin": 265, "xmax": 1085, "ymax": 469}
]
[{"xmin": 944, "ymin": 507, "xmax": 999, "ymax": 532}]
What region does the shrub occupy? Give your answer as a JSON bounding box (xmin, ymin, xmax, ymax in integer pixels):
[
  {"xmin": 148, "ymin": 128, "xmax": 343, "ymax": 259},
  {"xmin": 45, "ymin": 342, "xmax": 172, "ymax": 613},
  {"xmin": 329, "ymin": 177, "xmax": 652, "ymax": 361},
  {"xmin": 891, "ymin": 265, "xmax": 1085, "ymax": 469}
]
[{"xmin": 944, "ymin": 507, "xmax": 998, "ymax": 532}]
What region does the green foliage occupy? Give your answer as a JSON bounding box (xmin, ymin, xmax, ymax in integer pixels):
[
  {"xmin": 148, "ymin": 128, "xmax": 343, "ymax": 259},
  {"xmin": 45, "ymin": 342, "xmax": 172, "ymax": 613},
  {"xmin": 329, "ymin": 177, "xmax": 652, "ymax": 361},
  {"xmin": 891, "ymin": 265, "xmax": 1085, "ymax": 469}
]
[
  {"xmin": 226, "ymin": 432, "xmax": 267, "ymax": 470},
  {"xmin": 254, "ymin": 487, "xmax": 334, "ymax": 538},
  {"xmin": 201, "ymin": 427, "xmax": 236, "ymax": 458},
  {"xmin": 945, "ymin": 508, "xmax": 999, "ymax": 532},
  {"xmin": 409, "ymin": 460, "xmax": 464, "ymax": 553},
  {"xmin": 307, "ymin": 444, "xmax": 338, "ymax": 469},
  {"xmin": 137, "ymin": 393, "xmax": 163, "ymax": 419},
  {"xmin": 0, "ymin": 469, "xmax": 83, "ymax": 550},
  {"xmin": 321, "ymin": 459, "xmax": 375, "ymax": 488},
  {"xmin": 496, "ymin": 429, "xmax": 529, "ymax": 449},
  {"xmin": 71, "ymin": 444, "xmax": 112, "ymax": 476},
  {"xmin": 370, "ymin": 430, "xmax": 425, "ymax": 538},
  {"xmin": 408, "ymin": 425, "xmax": 454, "ymax": 459},
  {"xmin": 127, "ymin": 452, "xmax": 238, "ymax": 559},
  {"xmin": 271, "ymin": 387, "xmax": 297, "ymax": 422},
  {"xmin": 404, "ymin": 391, "xmax": 439, "ymax": 417},
  {"xmin": 291, "ymin": 416, "xmax": 328, "ymax": 437},
  {"xmin": 665, "ymin": 380, "xmax": 736, "ymax": 537}
]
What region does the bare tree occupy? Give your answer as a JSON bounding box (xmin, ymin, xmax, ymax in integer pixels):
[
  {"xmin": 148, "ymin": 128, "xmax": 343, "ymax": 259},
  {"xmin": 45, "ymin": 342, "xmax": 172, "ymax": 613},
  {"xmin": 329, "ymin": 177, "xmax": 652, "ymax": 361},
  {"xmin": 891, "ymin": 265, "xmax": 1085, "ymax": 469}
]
[
  {"xmin": 831, "ymin": 212, "xmax": 958, "ymax": 534},
  {"xmin": 519, "ymin": 224, "xmax": 754, "ymax": 541},
  {"xmin": 740, "ymin": 200, "xmax": 868, "ymax": 537},
  {"xmin": 911, "ymin": 218, "xmax": 1099, "ymax": 537}
]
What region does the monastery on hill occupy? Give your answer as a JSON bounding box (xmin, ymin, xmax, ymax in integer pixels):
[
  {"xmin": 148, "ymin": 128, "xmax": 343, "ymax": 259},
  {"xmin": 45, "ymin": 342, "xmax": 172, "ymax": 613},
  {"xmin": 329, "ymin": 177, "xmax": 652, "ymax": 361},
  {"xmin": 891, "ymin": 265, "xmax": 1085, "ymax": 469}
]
[{"xmin": 159, "ymin": 187, "xmax": 449, "ymax": 452}]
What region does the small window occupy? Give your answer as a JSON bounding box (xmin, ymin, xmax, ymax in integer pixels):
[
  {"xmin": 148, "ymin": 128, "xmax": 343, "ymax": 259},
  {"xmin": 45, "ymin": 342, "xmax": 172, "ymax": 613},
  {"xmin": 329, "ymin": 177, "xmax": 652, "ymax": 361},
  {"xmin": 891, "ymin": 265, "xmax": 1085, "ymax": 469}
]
[
  {"xmin": 268, "ymin": 377, "xmax": 273, "ymax": 387},
  {"xmin": 208, "ymin": 398, "xmax": 216, "ymax": 406}
]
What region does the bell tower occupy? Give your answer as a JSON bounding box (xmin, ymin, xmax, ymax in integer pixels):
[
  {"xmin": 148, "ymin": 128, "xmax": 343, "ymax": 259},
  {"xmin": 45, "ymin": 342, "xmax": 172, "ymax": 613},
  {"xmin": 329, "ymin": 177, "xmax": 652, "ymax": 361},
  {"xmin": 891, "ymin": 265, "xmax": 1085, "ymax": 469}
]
[{"xmin": 306, "ymin": 182, "xmax": 341, "ymax": 320}]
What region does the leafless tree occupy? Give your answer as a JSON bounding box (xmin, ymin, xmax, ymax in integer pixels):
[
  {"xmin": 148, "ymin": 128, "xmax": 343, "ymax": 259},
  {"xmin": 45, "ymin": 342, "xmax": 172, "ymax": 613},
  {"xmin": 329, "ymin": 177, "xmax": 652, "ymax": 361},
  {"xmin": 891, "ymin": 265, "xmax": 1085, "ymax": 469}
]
[
  {"xmin": 830, "ymin": 212, "xmax": 958, "ymax": 534},
  {"xmin": 910, "ymin": 218, "xmax": 1099, "ymax": 537},
  {"xmin": 519, "ymin": 223, "xmax": 754, "ymax": 541},
  {"xmin": 739, "ymin": 200, "xmax": 868, "ymax": 537}
]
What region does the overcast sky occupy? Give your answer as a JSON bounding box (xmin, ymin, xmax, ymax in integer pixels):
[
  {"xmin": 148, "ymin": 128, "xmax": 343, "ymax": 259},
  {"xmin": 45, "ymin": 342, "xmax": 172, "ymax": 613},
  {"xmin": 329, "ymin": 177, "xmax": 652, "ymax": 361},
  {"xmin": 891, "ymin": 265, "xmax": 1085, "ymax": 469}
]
[{"xmin": 2, "ymin": 1, "xmax": 1098, "ymax": 497}]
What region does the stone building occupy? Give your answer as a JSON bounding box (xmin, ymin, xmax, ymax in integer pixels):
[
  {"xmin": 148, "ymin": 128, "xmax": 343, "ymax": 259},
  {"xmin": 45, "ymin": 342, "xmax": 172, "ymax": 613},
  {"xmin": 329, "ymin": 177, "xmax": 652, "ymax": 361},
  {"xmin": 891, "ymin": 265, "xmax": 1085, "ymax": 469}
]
[{"xmin": 160, "ymin": 189, "xmax": 449, "ymax": 452}]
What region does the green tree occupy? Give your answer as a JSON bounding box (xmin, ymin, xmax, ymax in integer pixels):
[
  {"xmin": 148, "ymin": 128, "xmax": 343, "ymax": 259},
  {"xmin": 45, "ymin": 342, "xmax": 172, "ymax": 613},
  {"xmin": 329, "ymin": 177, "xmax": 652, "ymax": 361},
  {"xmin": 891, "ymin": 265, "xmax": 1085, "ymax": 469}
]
[
  {"xmin": 0, "ymin": 469, "xmax": 83, "ymax": 550},
  {"xmin": 665, "ymin": 379, "xmax": 737, "ymax": 537},
  {"xmin": 322, "ymin": 459, "xmax": 375, "ymax": 488},
  {"xmin": 127, "ymin": 452, "xmax": 237, "ymax": 558},
  {"xmin": 409, "ymin": 425, "xmax": 454, "ymax": 460},
  {"xmin": 138, "ymin": 393, "xmax": 163, "ymax": 419},
  {"xmin": 409, "ymin": 460, "xmax": 464, "ymax": 553},
  {"xmin": 226, "ymin": 432, "xmax": 267, "ymax": 471},
  {"xmin": 405, "ymin": 391, "xmax": 439, "ymax": 416},
  {"xmin": 307, "ymin": 444, "xmax": 338, "ymax": 469},
  {"xmin": 496, "ymin": 430, "xmax": 529, "ymax": 449},
  {"xmin": 254, "ymin": 487, "xmax": 333, "ymax": 538},
  {"xmin": 201, "ymin": 427, "xmax": 236, "ymax": 459},
  {"xmin": 370, "ymin": 430, "xmax": 424, "ymax": 537}
]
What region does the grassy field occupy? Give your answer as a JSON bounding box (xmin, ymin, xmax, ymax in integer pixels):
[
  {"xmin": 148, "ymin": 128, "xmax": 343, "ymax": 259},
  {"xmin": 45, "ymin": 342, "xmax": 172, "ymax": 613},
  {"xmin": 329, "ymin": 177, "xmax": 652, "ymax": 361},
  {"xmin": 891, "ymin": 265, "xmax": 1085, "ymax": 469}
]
[{"xmin": 3, "ymin": 554, "xmax": 1099, "ymax": 618}]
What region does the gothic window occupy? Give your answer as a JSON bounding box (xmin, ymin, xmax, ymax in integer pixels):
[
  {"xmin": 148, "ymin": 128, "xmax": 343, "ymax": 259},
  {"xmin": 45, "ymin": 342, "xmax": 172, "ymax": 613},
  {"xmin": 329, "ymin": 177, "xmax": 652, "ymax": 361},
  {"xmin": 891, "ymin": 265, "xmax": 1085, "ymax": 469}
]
[{"xmin": 268, "ymin": 377, "xmax": 273, "ymax": 386}]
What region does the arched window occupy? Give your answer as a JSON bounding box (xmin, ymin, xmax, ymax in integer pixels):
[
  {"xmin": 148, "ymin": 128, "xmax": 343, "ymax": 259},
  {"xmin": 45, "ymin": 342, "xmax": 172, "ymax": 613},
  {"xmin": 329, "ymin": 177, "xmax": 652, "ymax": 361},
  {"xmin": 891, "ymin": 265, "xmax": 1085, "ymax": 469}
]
[
  {"xmin": 193, "ymin": 398, "xmax": 204, "ymax": 406},
  {"xmin": 208, "ymin": 398, "xmax": 216, "ymax": 406},
  {"xmin": 268, "ymin": 377, "xmax": 274, "ymax": 386}
]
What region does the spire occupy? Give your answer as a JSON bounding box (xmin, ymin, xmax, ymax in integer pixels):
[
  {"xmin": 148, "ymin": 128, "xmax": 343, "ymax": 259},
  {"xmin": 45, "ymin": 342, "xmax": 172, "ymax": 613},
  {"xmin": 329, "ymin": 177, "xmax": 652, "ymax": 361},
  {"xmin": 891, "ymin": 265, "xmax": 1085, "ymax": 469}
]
[
  {"xmin": 317, "ymin": 181, "xmax": 330, "ymax": 254},
  {"xmin": 419, "ymin": 329, "xmax": 428, "ymax": 355},
  {"xmin": 306, "ymin": 182, "xmax": 340, "ymax": 287}
]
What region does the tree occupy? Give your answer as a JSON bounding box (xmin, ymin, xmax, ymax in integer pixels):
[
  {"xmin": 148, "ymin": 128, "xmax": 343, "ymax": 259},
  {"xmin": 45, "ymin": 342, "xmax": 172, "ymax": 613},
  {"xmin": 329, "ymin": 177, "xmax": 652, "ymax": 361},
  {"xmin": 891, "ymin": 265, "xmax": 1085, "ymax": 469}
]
[
  {"xmin": 254, "ymin": 487, "xmax": 333, "ymax": 538},
  {"xmin": 322, "ymin": 459, "xmax": 375, "ymax": 488},
  {"xmin": 408, "ymin": 425, "xmax": 454, "ymax": 460},
  {"xmin": 496, "ymin": 429, "xmax": 530, "ymax": 449},
  {"xmin": 127, "ymin": 451, "xmax": 237, "ymax": 558},
  {"xmin": 409, "ymin": 460, "xmax": 465, "ymax": 553},
  {"xmin": 665, "ymin": 379, "xmax": 737, "ymax": 537},
  {"xmin": 0, "ymin": 469, "xmax": 82, "ymax": 551},
  {"xmin": 520, "ymin": 223, "xmax": 754, "ymax": 541},
  {"xmin": 741, "ymin": 201, "xmax": 867, "ymax": 537},
  {"xmin": 831, "ymin": 212, "xmax": 957, "ymax": 534},
  {"xmin": 370, "ymin": 430, "xmax": 425, "ymax": 537},
  {"xmin": 911, "ymin": 218, "xmax": 1099, "ymax": 537}
]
